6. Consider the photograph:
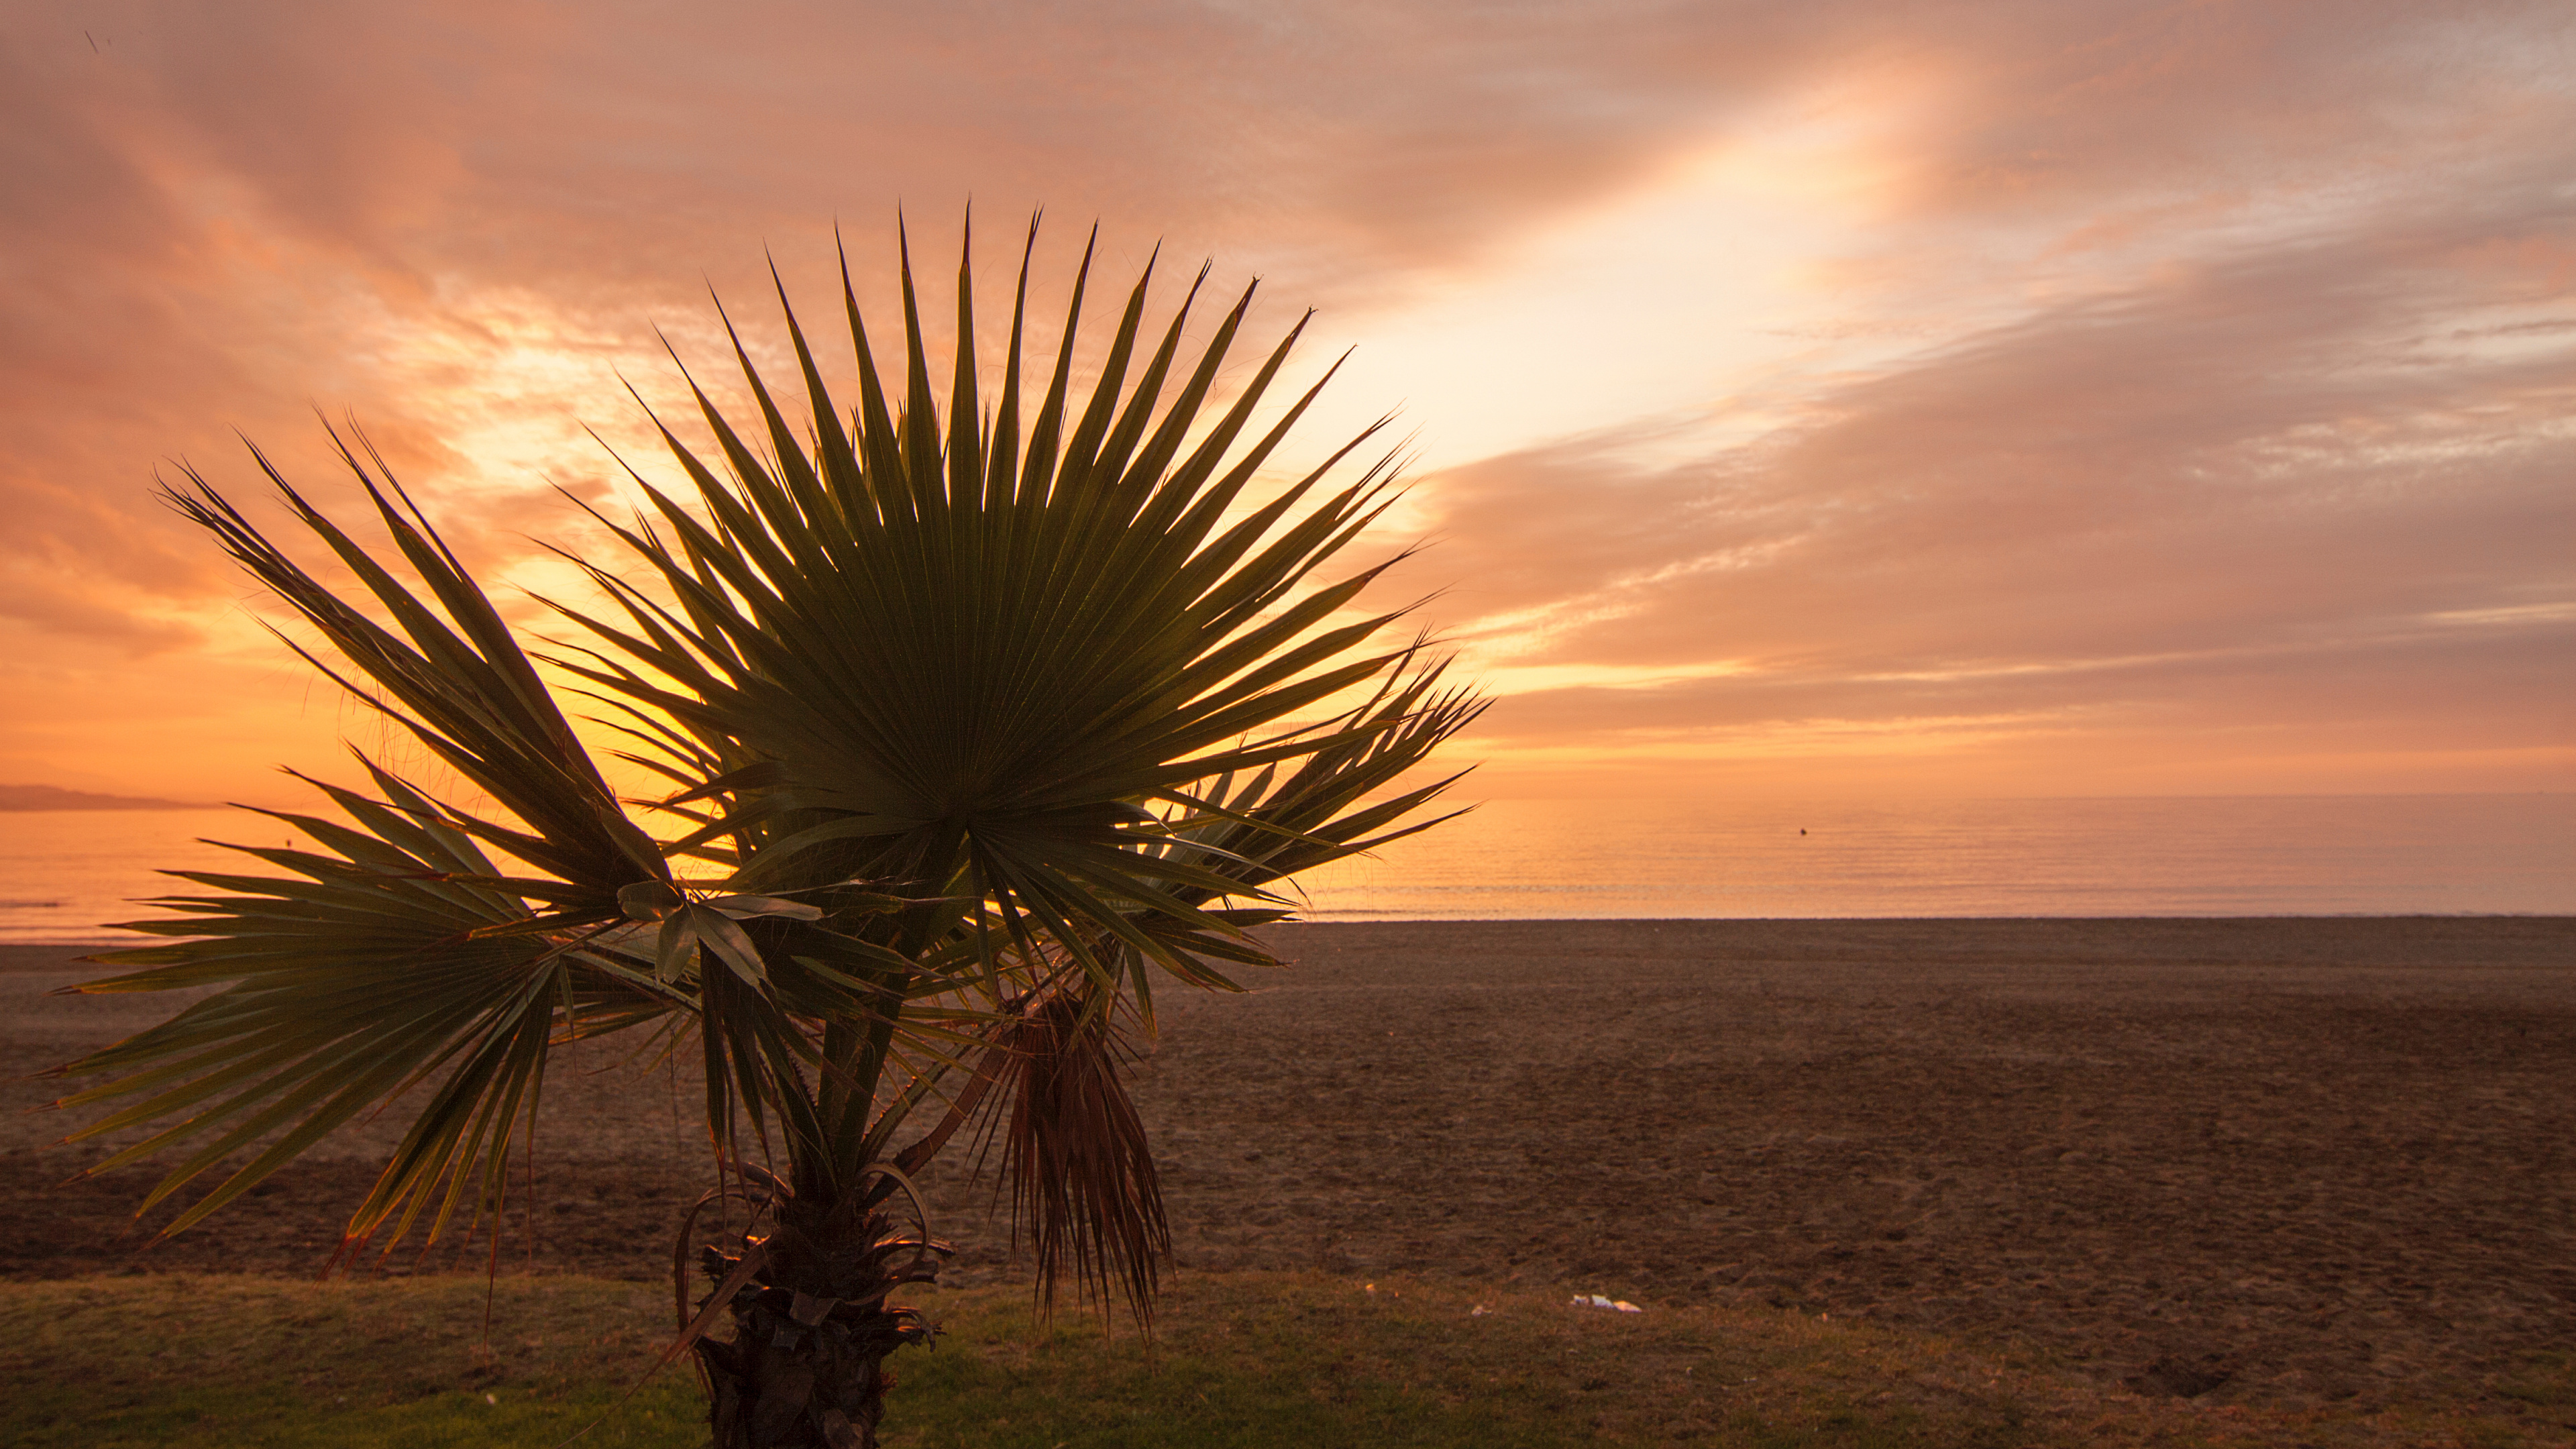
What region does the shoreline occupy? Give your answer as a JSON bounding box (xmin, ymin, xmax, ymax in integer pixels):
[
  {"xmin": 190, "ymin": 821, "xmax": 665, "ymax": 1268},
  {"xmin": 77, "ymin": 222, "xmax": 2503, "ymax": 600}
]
[{"xmin": 10, "ymin": 907, "xmax": 2565, "ymax": 974}]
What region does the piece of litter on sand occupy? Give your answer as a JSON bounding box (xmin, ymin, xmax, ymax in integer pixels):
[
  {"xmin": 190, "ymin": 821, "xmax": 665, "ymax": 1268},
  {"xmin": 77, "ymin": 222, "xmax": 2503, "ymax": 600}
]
[
  {"xmin": 1570, "ymin": 1293, "xmax": 1644, "ymax": 1313},
  {"xmin": 1470, "ymin": 1304, "xmax": 1490, "ymax": 1316}
]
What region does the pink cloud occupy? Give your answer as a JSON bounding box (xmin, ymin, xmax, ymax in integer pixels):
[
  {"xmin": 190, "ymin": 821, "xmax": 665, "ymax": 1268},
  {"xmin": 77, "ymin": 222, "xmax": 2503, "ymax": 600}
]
[
  {"xmin": 3, "ymin": 1, "xmax": 2567, "ymax": 795},
  {"xmin": 1408, "ymin": 172, "xmax": 2573, "ymax": 787}
]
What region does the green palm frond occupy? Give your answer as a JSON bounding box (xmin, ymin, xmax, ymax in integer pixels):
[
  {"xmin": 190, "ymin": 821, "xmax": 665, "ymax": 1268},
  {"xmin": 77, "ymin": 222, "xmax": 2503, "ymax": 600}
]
[
  {"xmin": 52, "ymin": 458, "xmax": 700, "ymax": 1256},
  {"xmin": 547, "ymin": 218, "xmax": 1478, "ymax": 998},
  {"xmin": 53, "ymin": 766, "xmax": 647, "ymax": 1254},
  {"xmin": 174, "ymin": 441, "xmax": 668, "ymax": 904}
]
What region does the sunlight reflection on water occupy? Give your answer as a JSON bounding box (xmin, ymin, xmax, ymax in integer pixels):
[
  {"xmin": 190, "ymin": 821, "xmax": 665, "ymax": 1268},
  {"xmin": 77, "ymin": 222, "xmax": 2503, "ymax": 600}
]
[
  {"xmin": 1, "ymin": 794, "xmax": 2567, "ymax": 945},
  {"xmin": 1290, "ymin": 794, "xmax": 2575, "ymax": 920},
  {"xmin": 0, "ymin": 810, "xmax": 303, "ymax": 946}
]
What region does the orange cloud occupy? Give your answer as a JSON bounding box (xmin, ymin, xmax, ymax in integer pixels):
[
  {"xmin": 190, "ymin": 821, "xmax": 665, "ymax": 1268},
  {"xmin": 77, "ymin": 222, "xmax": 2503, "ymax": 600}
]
[{"xmin": 3, "ymin": 1, "xmax": 2568, "ymax": 801}]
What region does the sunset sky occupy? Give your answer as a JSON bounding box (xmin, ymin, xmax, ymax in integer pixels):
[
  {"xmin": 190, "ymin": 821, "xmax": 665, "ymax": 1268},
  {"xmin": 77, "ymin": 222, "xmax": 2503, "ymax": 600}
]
[{"xmin": 5, "ymin": 1, "xmax": 2570, "ymax": 808}]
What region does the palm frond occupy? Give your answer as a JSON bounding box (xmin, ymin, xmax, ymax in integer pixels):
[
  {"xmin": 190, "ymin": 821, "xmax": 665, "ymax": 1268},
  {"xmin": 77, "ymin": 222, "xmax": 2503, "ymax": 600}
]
[
  {"xmin": 551, "ymin": 219, "xmax": 1473, "ymax": 980},
  {"xmin": 48, "ymin": 767, "xmax": 659, "ymax": 1254},
  {"xmin": 989, "ymin": 991, "xmax": 1168, "ymax": 1325}
]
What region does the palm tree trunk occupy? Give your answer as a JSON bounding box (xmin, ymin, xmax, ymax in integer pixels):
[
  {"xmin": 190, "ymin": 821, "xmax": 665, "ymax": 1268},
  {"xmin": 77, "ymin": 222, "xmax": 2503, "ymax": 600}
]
[{"xmin": 696, "ymin": 1192, "xmax": 946, "ymax": 1448}]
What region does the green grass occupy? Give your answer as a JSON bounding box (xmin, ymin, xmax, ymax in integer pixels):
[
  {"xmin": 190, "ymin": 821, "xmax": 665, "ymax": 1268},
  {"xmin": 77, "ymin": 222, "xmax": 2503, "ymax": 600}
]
[
  {"xmin": 4, "ymin": 1275, "xmax": 696, "ymax": 1448},
  {"xmin": 3, "ymin": 1273, "xmax": 2566, "ymax": 1447}
]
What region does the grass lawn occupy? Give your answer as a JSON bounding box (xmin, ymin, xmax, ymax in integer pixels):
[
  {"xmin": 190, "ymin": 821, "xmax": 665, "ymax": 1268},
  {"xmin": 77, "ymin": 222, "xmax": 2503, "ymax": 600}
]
[{"xmin": 3, "ymin": 1272, "xmax": 2567, "ymax": 1447}]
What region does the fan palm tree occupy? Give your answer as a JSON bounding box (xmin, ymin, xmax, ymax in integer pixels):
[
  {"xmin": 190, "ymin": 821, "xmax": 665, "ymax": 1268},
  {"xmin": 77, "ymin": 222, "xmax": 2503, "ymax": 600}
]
[{"xmin": 47, "ymin": 216, "xmax": 1480, "ymax": 1449}]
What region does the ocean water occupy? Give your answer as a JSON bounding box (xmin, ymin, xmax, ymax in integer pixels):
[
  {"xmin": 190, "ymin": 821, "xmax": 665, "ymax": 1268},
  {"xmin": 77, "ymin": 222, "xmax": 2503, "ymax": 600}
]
[
  {"xmin": 1, "ymin": 794, "xmax": 2567, "ymax": 946},
  {"xmin": 1290, "ymin": 794, "xmax": 2575, "ymax": 920},
  {"xmin": 0, "ymin": 810, "xmax": 301, "ymax": 948}
]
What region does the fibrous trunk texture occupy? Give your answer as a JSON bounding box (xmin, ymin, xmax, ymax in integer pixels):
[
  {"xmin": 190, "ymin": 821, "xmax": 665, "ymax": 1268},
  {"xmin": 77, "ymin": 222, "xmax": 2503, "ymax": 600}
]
[{"xmin": 696, "ymin": 1190, "xmax": 949, "ymax": 1448}]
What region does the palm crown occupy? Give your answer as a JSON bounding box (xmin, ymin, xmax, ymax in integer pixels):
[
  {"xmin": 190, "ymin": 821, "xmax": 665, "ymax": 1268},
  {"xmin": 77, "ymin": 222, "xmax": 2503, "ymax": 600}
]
[{"xmin": 50, "ymin": 217, "xmax": 1481, "ymax": 1448}]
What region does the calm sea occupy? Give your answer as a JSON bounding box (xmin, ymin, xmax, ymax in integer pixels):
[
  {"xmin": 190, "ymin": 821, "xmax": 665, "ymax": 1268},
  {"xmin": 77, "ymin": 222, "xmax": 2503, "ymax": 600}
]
[{"xmin": 1, "ymin": 794, "xmax": 2567, "ymax": 945}]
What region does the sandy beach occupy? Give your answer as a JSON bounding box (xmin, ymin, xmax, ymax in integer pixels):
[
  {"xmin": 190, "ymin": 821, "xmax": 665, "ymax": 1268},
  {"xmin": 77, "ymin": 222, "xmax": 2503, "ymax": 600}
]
[{"xmin": 5, "ymin": 916, "xmax": 2570, "ymax": 1411}]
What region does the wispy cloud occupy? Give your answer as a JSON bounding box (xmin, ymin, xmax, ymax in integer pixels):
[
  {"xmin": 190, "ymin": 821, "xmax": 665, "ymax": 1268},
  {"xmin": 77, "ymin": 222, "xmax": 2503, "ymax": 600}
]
[
  {"xmin": 1404, "ymin": 119, "xmax": 2574, "ymax": 789},
  {"xmin": 3, "ymin": 1, "xmax": 2567, "ymax": 796}
]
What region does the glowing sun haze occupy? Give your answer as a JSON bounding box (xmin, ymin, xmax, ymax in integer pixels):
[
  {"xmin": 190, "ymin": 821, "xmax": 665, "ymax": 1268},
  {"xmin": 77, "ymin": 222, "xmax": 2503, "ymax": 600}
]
[{"xmin": 4, "ymin": 1, "xmax": 2569, "ymax": 806}]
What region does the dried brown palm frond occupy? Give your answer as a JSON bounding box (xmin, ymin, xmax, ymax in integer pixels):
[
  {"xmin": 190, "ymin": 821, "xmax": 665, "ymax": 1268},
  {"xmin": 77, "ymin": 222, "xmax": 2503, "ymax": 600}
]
[{"xmin": 988, "ymin": 987, "xmax": 1169, "ymax": 1325}]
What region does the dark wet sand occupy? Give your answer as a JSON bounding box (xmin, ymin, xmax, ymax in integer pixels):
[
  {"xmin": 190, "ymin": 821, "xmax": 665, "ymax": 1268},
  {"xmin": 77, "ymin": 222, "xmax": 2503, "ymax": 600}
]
[{"xmin": 5, "ymin": 916, "xmax": 2571, "ymax": 1409}]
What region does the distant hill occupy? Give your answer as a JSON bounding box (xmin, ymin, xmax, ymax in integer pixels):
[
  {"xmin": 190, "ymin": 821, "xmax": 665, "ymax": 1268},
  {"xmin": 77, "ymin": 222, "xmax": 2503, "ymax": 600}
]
[{"xmin": 0, "ymin": 784, "xmax": 211, "ymax": 811}]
